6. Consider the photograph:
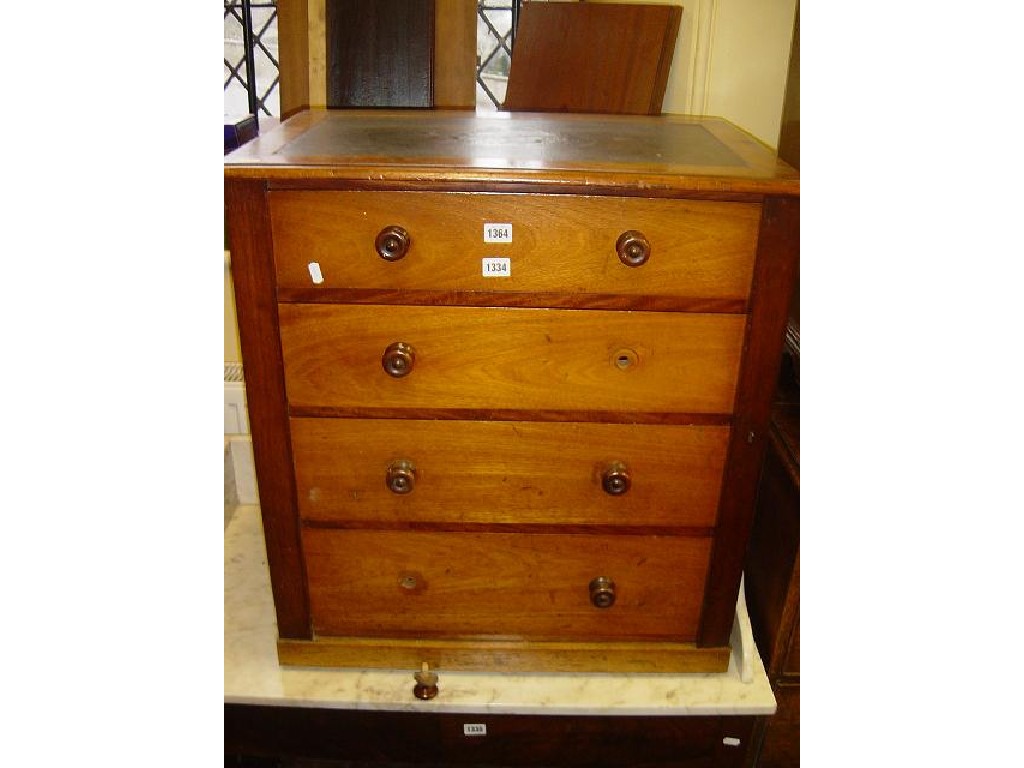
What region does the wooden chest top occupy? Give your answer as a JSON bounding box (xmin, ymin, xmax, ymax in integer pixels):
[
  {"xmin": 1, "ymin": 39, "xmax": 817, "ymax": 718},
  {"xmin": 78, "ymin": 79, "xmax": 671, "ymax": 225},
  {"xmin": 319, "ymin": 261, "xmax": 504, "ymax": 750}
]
[{"xmin": 223, "ymin": 109, "xmax": 798, "ymax": 196}]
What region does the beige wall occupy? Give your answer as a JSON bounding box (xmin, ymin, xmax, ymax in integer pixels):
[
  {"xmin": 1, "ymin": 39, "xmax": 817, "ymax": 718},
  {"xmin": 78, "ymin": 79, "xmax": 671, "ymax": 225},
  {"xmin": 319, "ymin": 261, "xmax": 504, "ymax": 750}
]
[
  {"xmin": 701, "ymin": 0, "xmax": 797, "ymax": 148},
  {"xmin": 588, "ymin": 0, "xmax": 797, "ymax": 146}
]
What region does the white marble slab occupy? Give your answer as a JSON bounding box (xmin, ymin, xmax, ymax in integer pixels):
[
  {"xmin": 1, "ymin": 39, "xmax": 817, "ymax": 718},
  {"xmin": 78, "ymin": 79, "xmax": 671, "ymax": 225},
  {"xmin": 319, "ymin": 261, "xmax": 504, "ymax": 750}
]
[{"xmin": 225, "ymin": 505, "xmax": 776, "ymax": 716}]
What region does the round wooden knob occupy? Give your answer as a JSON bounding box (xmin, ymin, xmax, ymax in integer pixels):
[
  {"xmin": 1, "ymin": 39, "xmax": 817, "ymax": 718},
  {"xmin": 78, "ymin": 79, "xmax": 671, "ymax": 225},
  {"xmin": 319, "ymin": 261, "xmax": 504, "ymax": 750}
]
[
  {"xmin": 382, "ymin": 341, "xmax": 415, "ymax": 377},
  {"xmin": 376, "ymin": 225, "xmax": 410, "ymax": 261},
  {"xmin": 413, "ymin": 662, "xmax": 439, "ymax": 700},
  {"xmin": 589, "ymin": 576, "xmax": 616, "ymax": 608},
  {"xmin": 386, "ymin": 459, "xmax": 416, "ymax": 494},
  {"xmin": 616, "ymin": 230, "xmax": 651, "ymax": 267},
  {"xmin": 601, "ymin": 461, "xmax": 631, "ymax": 495}
]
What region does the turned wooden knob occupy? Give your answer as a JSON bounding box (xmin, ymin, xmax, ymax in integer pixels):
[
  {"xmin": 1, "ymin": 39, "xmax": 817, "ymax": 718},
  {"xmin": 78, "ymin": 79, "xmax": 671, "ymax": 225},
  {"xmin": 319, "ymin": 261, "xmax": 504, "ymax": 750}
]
[
  {"xmin": 601, "ymin": 461, "xmax": 631, "ymax": 495},
  {"xmin": 386, "ymin": 459, "xmax": 416, "ymax": 494},
  {"xmin": 382, "ymin": 341, "xmax": 416, "ymax": 377},
  {"xmin": 589, "ymin": 576, "xmax": 616, "ymax": 608},
  {"xmin": 376, "ymin": 225, "xmax": 410, "ymax": 261},
  {"xmin": 616, "ymin": 230, "xmax": 650, "ymax": 267},
  {"xmin": 413, "ymin": 662, "xmax": 439, "ymax": 700}
]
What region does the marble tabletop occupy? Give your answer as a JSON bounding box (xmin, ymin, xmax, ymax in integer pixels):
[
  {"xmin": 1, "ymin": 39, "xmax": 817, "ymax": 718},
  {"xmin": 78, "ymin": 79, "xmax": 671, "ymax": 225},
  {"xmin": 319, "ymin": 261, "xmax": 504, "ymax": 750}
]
[{"xmin": 225, "ymin": 504, "xmax": 777, "ymax": 716}]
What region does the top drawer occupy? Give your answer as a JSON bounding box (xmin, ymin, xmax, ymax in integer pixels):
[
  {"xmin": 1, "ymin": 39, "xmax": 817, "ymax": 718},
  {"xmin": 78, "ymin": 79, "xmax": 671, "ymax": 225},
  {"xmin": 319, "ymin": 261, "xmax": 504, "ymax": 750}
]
[{"xmin": 269, "ymin": 191, "xmax": 760, "ymax": 304}]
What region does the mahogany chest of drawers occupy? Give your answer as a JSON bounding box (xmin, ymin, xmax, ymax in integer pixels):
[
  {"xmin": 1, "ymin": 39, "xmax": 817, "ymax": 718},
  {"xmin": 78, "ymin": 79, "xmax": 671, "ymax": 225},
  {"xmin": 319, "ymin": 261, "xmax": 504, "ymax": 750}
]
[{"xmin": 224, "ymin": 109, "xmax": 799, "ymax": 674}]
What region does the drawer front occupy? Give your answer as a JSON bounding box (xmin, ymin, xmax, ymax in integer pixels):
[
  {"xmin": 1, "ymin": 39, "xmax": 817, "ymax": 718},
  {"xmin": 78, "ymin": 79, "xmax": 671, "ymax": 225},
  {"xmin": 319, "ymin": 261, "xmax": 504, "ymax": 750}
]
[
  {"xmin": 279, "ymin": 305, "xmax": 745, "ymax": 414},
  {"xmin": 269, "ymin": 191, "xmax": 759, "ymax": 302},
  {"xmin": 292, "ymin": 418, "xmax": 729, "ymax": 527},
  {"xmin": 303, "ymin": 528, "xmax": 711, "ymax": 641}
]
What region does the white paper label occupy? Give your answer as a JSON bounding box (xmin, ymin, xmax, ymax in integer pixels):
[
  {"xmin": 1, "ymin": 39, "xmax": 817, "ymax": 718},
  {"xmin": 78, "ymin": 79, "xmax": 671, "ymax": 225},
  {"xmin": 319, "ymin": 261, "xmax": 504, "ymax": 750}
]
[
  {"xmin": 463, "ymin": 723, "xmax": 487, "ymax": 736},
  {"xmin": 483, "ymin": 223, "xmax": 512, "ymax": 243},
  {"xmin": 722, "ymin": 737, "xmax": 741, "ymax": 747},
  {"xmin": 307, "ymin": 261, "xmax": 324, "ymax": 284},
  {"xmin": 482, "ymin": 257, "xmax": 511, "ymax": 277}
]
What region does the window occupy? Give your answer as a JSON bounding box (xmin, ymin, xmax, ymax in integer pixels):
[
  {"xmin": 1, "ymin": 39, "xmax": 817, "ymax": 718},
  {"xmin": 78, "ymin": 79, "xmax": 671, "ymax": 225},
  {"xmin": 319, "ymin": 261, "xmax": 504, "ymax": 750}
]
[
  {"xmin": 476, "ymin": 0, "xmax": 522, "ymax": 109},
  {"xmin": 225, "ymin": 1, "xmax": 522, "ymax": 116},
  {"xmin": 224, "ymin": 0, "xmax": 280, "ymax": 119}
]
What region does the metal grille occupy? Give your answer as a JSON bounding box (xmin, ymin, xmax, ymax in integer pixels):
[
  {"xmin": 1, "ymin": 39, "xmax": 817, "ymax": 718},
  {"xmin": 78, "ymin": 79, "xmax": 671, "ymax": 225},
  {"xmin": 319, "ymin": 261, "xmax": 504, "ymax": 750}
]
[
  {"xmin": 224, "ymin": 0, "xmax": 279, "ymax": 119},
  {"xmin": 477, "ymin": 0, "xmax": 522, "ymax": 109}
]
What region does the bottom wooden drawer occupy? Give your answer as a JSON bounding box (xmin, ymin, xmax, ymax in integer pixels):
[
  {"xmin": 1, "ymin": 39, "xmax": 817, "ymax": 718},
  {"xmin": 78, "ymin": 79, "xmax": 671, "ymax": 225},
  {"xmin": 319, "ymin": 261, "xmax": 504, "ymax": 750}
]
[{"xmin": 302, "ymin": 528, "xmax": 712, "ymax": 642}]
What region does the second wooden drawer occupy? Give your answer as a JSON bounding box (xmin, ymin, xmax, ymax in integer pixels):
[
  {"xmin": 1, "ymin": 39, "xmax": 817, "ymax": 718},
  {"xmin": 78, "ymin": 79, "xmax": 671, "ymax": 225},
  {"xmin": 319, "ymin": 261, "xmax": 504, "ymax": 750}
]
[{"xmin": 280, "ymin": 304, "xmax": 745, "ymax": 414}]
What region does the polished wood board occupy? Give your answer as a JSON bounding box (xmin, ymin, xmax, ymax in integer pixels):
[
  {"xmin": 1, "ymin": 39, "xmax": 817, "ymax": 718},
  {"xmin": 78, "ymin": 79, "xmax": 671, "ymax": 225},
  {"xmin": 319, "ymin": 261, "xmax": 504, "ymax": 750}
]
[{"xmin": 291, "ymin": 418, "xmax": 730, "ymax": 528}]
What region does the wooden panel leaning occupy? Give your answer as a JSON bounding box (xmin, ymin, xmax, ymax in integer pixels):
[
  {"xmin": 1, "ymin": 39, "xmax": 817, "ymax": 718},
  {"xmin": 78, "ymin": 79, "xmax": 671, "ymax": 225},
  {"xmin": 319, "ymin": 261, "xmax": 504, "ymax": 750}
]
[{"xmin": 503, "ymin": 2, "xmax": 682, "ymax": 115}]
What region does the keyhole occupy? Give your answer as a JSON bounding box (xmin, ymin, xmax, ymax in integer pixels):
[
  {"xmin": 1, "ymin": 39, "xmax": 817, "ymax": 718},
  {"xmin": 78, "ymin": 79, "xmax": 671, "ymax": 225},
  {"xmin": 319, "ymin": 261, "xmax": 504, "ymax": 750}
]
[
  {"xmin": 400, "ymin": 575, "xmax": 418, "ymax": 590},
  {"xmin": 613, "ymin": 348, "xmax": 638, "ymax": 370}
]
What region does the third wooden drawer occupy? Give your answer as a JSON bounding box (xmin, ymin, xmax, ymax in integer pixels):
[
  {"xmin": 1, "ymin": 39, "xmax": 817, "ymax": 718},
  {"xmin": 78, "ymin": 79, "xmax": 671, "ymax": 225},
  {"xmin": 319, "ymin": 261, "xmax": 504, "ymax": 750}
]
[{"xmin": 292, "ymin": 418, "xmax": 729, "ymax": 528}]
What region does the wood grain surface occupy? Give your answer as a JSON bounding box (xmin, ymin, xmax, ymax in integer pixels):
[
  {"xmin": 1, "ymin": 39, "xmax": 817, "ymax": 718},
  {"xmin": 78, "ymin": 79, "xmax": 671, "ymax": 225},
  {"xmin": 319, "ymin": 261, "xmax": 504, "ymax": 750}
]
[
  {"xmin": 503, "ymin": 2, "xmax": 681, "ymax": 115},
  {"xmin": 269, "ymin": 191, "xmax": 759, "ymax": 301},
  {"xmin": 291, "ymin": 418, "xmax": 730, "ymax": 528},
  {"xmin": 432, "ymin": 0, "xmax": 475, "ymax": 108},
  {"xmin": 699, "ymin": 196, "xmax": 800, "ymax": 649},
  {"xmin": 279, "ymin": 304, "xmax": 745, "ymax": 414},
  {"xmin": 325, "ymin": 0, "xmax": 433, "ymax": 108},
  {"xmin": 302, "ymin": 528, "xmax": 712, "ymax": 641},
  {"xmin": 225, "ymin": 180, "xmax": 311, "ymax": 639},
  {"xmin": 276, "ymin": 636, "xmax": 730, "ymax": 674}
]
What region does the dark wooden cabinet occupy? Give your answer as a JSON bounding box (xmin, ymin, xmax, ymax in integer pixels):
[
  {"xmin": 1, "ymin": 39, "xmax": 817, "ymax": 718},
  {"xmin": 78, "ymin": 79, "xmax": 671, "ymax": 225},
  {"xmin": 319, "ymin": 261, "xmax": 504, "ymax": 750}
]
[
  {"xmin": 225, "ymin": 705, "xmax": 758, "ymax": 767},
  {"xmin": 325, "ymin": 0, "xmax": 434, "ymax": 108},
  {"xmin": 744, "ymin": 357, "xmax": 800, "ymax": 767}
]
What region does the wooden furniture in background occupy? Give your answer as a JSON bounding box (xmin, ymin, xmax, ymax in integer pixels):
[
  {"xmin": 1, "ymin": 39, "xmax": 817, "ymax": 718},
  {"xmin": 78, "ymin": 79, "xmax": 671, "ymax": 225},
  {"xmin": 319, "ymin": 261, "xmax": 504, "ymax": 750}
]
[
  {"xmin": 226, "ymin": 706, "xmax": 758, "ymax": 767},
  {"xmin": 276, "ymin": 0, "xmax": 476, "ymax": 116},
  {"xmin": 224, "ymin": 109, "xmax": 799, "ymax": 674},
  {"xmin": 325, "ymin": 0, "xmax": 434, "ymax": 108},
  {"xmin": 744, "ymin": 362, "xmax": 800, "ymax": 767},
  {"xmin": 503, "ymin": 2, "xmax": 682, "ymax": 114},
  {"xmin": 276, "ymin": 0, "xmax": 312, "ymax": 118},
  {"xmin": 433, "ymin": 0, "xmax": 476, "ymax": 108},
  {"xmin": 746, "ymin": 11, "xmax": 800, "ymax": 763}
]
